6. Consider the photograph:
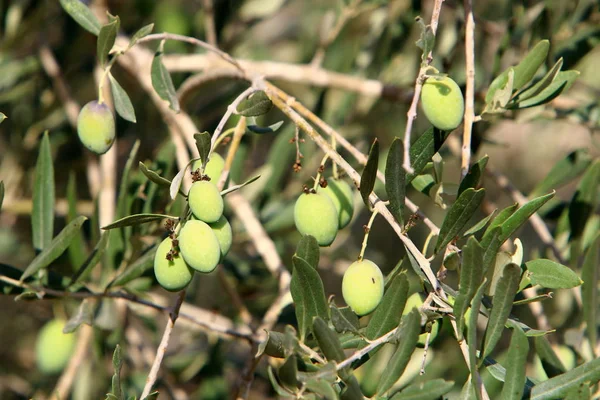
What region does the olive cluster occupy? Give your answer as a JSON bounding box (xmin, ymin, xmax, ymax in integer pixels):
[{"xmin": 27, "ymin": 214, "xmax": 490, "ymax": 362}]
[
  {"xmin": 293, "ymin": 178, "xmax": 354, "ymax": 247},
  {"xmin": 154, "ymin": 155, "xmax": 232, "ymax": 292}
]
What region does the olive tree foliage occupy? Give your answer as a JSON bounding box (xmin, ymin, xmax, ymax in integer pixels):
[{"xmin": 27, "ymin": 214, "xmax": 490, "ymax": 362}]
[{"xmin": 0, "ymin": 0, "xmax": 599, "ymax": 399}]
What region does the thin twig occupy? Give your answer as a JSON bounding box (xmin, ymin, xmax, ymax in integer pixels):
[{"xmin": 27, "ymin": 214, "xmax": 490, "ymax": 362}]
[
  {"xmin": 336, "ymin": 327, "xmax": 398, "ymax": 370},
  {"xmin": 140, "ymin": 290, "xmax": 186, "ymax": 399},
  {"xmin": 403, "ymin": 0, "xmax": 445, "ymax": 173},
  {"xmin": 218, "ymin": 117, "xmax": 247, "ymax": 190},
  {"xmin": 201, "ymin": 0, "xmax": 218, "ymax": 47},
  {"xmin": 461, "ymin": 0, "xmax": 476, "ymax": 178},
  {"xmin": 50, "ymin": 325, "xmax": 94, "ymax": 400}
]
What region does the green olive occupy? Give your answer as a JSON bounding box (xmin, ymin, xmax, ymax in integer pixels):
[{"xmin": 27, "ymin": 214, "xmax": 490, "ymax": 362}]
[
  {"xmin": 320, "ymin": 179, "xmax": 354, "ymax": 229},
  {"xmin": 154, "ymin": 237, "xmax": 194, "ymax": 292},
  {"xmin": 35, "ymin": 319, "xmax": 77, "ymax": 374},
  {"xmin": 209, "ymin": 215, "xmax": 233, "ymax": 259},
  {"xmin": 421, "ymin": 76, "xmax": 464, "ymax": 131},
  {"xmin": 192, "ymin": 153, "xmax": 225, "ymax": 182},
  {"xmin": 188, "ymin": 180, "xmax": 224, "ymax": 223},
  {"xmin": 77, "ymin": 100, "xmax": 116, "ymax": 154},
  {"xmin": 342, "ymin": 259, "xmax": 384, "ymax": 316},
  {"xmin": 294, "ymin": 192, "xmax": 339, "ymax": 246},
  {"xmin": 178, "ymin": 219, "xmax": 221, "ymax": 273}
]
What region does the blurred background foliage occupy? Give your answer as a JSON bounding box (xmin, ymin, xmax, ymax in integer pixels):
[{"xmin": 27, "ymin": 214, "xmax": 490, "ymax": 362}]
[{"xmin": 0, "ymin": 0, "xmax": 598, "ymax": 398}]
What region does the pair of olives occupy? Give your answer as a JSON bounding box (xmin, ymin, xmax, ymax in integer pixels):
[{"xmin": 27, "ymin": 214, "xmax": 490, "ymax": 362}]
[
  {"xmin": 294, "ymin": 179, "xmax": 354, "ymax": 247},
  {"xmin": 154, "ymin": 163, "xmax": 232, "ymax": 292}
]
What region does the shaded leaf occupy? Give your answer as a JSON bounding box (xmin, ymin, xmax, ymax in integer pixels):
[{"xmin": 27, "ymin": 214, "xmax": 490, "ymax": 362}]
[
  {"xmin": 64, "ymin": 299, "xmax": 93, "ymax": 333},
  {"xmin": 534, "ymin": 336, "xmax": 566, "ymax": 379},
  {"xmin": 530, "ymin": 357, "xmax": 600, "ymax": 400},
  {"xmin": 108, "ymin": 345, "xmax": 124, "ymax": 400},
  {"xmin": 291, "ymin": 256, "xmax": 329, "ymax": 340},
  {"xmin": 236, "ymin": 90, "xmax": 272, "ymax": 117},
  {"xmin": 109, "ymin": 248, "xmax": 156, "ymax": 287},
  {"xmin": 66, "ymin": 172, "xmax": 86, "ymax": 270},
  {"xmin": 21, "ymin": 216, "xmax": 88, "ymax": 281},
  {"xmin": 69, "ymin": 230, "xmax": 109, "ymax": 286},
  {"xmin": 516, "ymin": 70, "xmax": 579, "ymax": 109},
  {"xmin": 568, "ymin": 160, "xmax": 600, "ymax": 240},
  {"xmin": 376, "ymin": 308, "xmax": 421, "ymax": 395},
  {"xmin": 151, "ymin": 44, "xmax": 179, "ymax": 112},
  {"xmin": 312, "ymin": 317, "xmax": 345, "ymax": 362},
  {"xmin": 482, "ymin": 263, "xmax": 521, "ymax": 359},
  {"xmin": 294, "ymin": 235, "xmax": 320, "ymax": 269},
  {"xmin": 247, "ymin": 121, "xmax": 284, "ymax": 134},
  {"xmin": 102, "ymin": 214, "xmax": 176, "ymax": 230},
  {"xmin": 108, "ymin": 74, "xmax": 136, "ymax": 123},
  {"xmin": 59, "ymin": 0, "xmax": 101, "ymax": 35},
  {"xmin": 260, "ymin": 331, "xmax": 286, "ymax": 358},
  {"xmin": 499, "ymin": 192, "xmax": 555, "ymax": 244},
  {"xmin": 582, "ymin": 234, "xmax": 600, "ymax": 355},
  {"xmin": 220, "ymin": 175, "xmax": 261, "ymax": 196},
  {"xmin": 454, "ymin": 237, "xmax": 484, "ymax": 340},
  {"xmin": 365, "ymin": 273, "xmax": 409, "ymax": 340},
  {"xmin": 435, "ymin": 188, "xmax": 486, "ymax": 252},
  {"xmin": 406, "ymin": 128, "xmax": 451, "ymax": 184},
  {"xmin": 500, "ymin": 326, "xmax": 529, "ymax": 400},
  {"xmin": 468, "ymin": 279, "xmax": 487, "ymax": 387},
  {"xmin": 415, "ymin": 18, "xmax": 435, "ymax": 62},
  {"xmin": 516, "ymin": 58, "xmax": 564, "ymax": 101},
  {"xmin": 128, "ymin": 23, "xmax": 154, "ymax": 49},
  {"xmin": 278, "ymin": 355, "xmax": 299, "ymax": 391},
  {"xmin": 463, "ymin": 209, "xmax": 497, "ymax": 237},
  {"xmin": 530, "ymin": 149, "xmax": 592, "ymax": 198},
  {"xmin": 512, "ymin": 40, "xmax": 550, "ymax": 89},
  {"xmin": 330, "ymin": 306, "xmax": 360, "ymax": 334},
  {"xmin": 360, "ymin": 139, "xmax": 379, "ymax": 208},
  {"xmin": 525, "ymin": 259, "xmax": 582, "ymax": 289},
  {"xmin": 390, "ymin": 379, "xmax": 454, "ymax": 400},
  {"xmin": 385, "ymin": 138, "xmax": 405, "ymax": 225},
  {"xmin": 458, "ymin": 156, "xmax": 489, "ymax": 197},
  {"xmin": 139, "ymin": 162, "xmax": 171, "ymax": 187},
  {"xmin": 32, "ymin": 131, "xmax": 55, "ymax": 251},
  {"xmin": 0, "ymin": 180, "xmax": 3, "ymax": 211},
  {"xmin": 194, "ymin": 132, "xmax": 211, "ymax": 167},
  {"xmin": 305, "ymin": 378, "xmax": 338, "ymax": 400},
  {"xmin": 97, "ymin": 16, "xmax": 119, "ymax": 66}
]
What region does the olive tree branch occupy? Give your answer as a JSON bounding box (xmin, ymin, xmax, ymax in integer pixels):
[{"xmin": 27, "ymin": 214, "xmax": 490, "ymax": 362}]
[
  {"xmin": 140, "ymin": 290, "xmax": 186, "ymax": 399},
  {"xmin": 403, "ymin": 0, "xmax": 445, "ymax": 174},
  {"xmin": 201, "ymin": 0, "xmax": 218, "ymax": 47},
  {"xmin": 462, "ymin": 0, "xmax": 476, "ymax": 178}
]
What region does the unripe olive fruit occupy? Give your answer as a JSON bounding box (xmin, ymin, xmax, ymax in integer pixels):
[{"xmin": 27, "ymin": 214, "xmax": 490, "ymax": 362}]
[
  {"xmin": 77, "ymin": 100, "xmax": 116, "ymax": 154},
  {"xmin": 320, "ymin": 179, "xmax": 354, "ymax": 229},
  {"xmin": 154, "ymin": 237, "xmax": 194, "ymax": 292},
  {"xmin": 421, "ymin": 76, "xmax": 465, "ymax": 131},
  {"xmin": 294, "ymin": 192, "xmax": 339, "ymax": 246},
  {"xmin": 209, "ymin": 215, "xmax": 233, "ymax": 259},
  {"xmin": 403, "ymin": 293, "xmax": 440, "ymax": 346},
  {"xmin": 178, "ymin": 219, "xmax": 221, "ymax": 273},
  {"xmin": 342, "ymin": 259, "xmax": 384, "ymax": 316},
  {"xmin": 35, "ymin": 319, "xmax": 76, "ymax": 374},
  {"xmin": 192, "ymin": 153, "xmax": 225, "ymax": 182},
  {"xmin": 188, "ymin": 180, "xmax": 224, "ymax": 223}
]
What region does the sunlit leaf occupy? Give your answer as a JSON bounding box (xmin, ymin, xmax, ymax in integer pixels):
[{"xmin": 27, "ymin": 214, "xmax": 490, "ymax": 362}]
[
  {"xmin": 454, "ymin": 237, "xmax": 484, "ymax": 340},
  {"xmin": 59, "ymin": 0, "xmax": 101, "ymax": 35},
  {"xmin": 97, "ymin": 16, "xmax": 119, "ymax": 66},
  {"xmin": 500, "ymin": 326, "xmax": 529, "ymax": 400},
  {"xmin": 102, "ymin": 214, "xmax": 176, "ymax": 230},
  {"xmin": 525, "ymin": 259, "xmax": 582, "ymax": 289},
  {"xmin": 108, "ymin": 74, "xmax": 136, "ymax": 123},
  {"xmin": 435, "ymin": 188, "xmax": 486, "ymax": 252}
]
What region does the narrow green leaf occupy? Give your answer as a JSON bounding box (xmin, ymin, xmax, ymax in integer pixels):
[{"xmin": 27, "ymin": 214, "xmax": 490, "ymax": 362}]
[
  {"xmin": 294, "ymin": 235, "xmax": 320, "ymax": 269},
  {"xmin": 128, "ymin": 23, "xmax": 154, "ymax": 49},
  {"xmin": 534, "ymin": 336, "xmax": 566, "ymax": 378},
  {"xmin": 66, "ymin": 172, "xmax": 86, "ymax": 270},
  {"xmin": 220, "ymin": 175, "xmax": 261, "ymax": 196},
  {"xmin": 69, "ymin": 230, "xmax": 109, "ymax": 286},
  {"xmin": 516, "ymin": 58, "xmax": 564, "ymax": 101},
  {"xmin": 151, "ymin": 44, "xmax": 179, "ymax": 112},
  {"xmin": 463, "ymin": 209, "xmax": 497, "ymax": 237},
  {"xmin": 330, "ymin": 306, "xmax": 360, "ymax": 334},
  {"xmin": 139, "ymin": 162, "xmax": 171, "ymax": 187},
  {"xmin": 116, "ymin": 140, "xmax": 140, "ymax": 222},
  {"xmin": 459, "ymin": 376, "xmax": 477, "ymax": 400},
  {"xmin": 97, "ymin": 17, "xmax": 119, "ymax": 66},
  {"xmin": 260, "ymin": 331, "xmax": 287, "ymax": 358},
  {"xmin": 194, "ymin": 132, "xmax": 212, "ymax": 167},
  {"xmin": 291, "ymin": 255, "xmax": 329, "ymax": 340},
  {"xmin": 468, "ymin": 279, "xmax": 487, "ymax": 389},
  {"xmin": 512, "ymin": 40, "xmax": 550, "ymax": 89},
  {"xmin": 406, "ymin": 128, "xmax": 451, "ymax": 184},
  {"xmin": 485, "ymin": 68, "xmax": 514, "ymax": 109},
  {"xmin": 305, "ymin": 378, "xmax": 338, "ymax": 400},
  {"xmin": 0, "ymin": 181, "xmax": 4, "ymax": 210},
  {"xmin": 109, "ymin": 345, "xmax": 124, "ymax": 400},
  {"xmin": 375, "ymin": 308, "xmax": 421, "ymax": 395},
  {"xmin": 482, "ymin": 263, "xmax": 521, "ymax": 359},
  {"xmin": 484, "ymin": 203, "xmax": 519, "ymax": 238},
  {"xmin": 500, "ymin": 326, "xmax": 529, "ymax": 400},
  {"xmin": 513, "ymin": 70, "xmax": 579, "ymax": 109},
  {"xmin": 32, "ymin": 131, "xmax": 55, "ymax": 251},
  {"xmin": 390, "ymin": 379, "xmax": 454, "ymax": 400},
  {"xmin": 109, "ymin": 248, "xmax": 156, "ymax": 287},
  {"xmin": 59, "ymin": 0, "xmax": 101, "ymax": 35},
  {"xmin": 360, "ymin": 139, "xmax": 379, "ymax": 208},
  {"xmin": 458, "ymin": 156, "xmax": 489, "ymax": 197},
  {"xmin": 102, "ymin": 214, "xmax": 176, "ymax": 230},
  {"xmin": 500, "ymin": 191, "xmax": 555, "ymax": 244},
  {"xmin": 568, "ymin": 160, "xmax": 600, "ymax": 239},
  {"xmin": 63, "ymin": 299, "xmax": 93, "ymax": 333},
  {"xmin": 341, "ymin": 376, "xmax": 364, "ymax": 400},
  {"xmin": 247, "ymin": 120, "xmax": 284, "ymax": 134},
  {"xmin": 169, "ymin": 158, "xmax": 197, "ymax": 199},
  {"xmin": 530, "ymin": 149, "xmax": 592, "ymax": 198},
  {"xmin": 108, "ymin": 74, "xmax": 136, "ymax": 123},
  {"xmin": 385, "ymin": 138, "xmax": 405, "ymax": 225},
  {"xmin": 278, "ymin": 355, "xmax": 299, "ymax": 391},
  {"xmin": 435, "ymin": 188, "xmax": 486, "ymax": 252},
  {"xmin": 236, "ymin": 90, "xmax": 272, "ymax": 117},
  {"xmin": 454, "ymin": 237, "xmax": 484, "ymax": 340},
  {"xmin": 530, "ymin": 357, "xmax": 600, "ymax": 400},
  {"xmin": 564, "ymin": 382, "xmax": 591, "ymax": 400},
  {"xmin": 21, "ymin": 216, "xmax": 88, "ymax": 281},
  {"xmin": 415, "ymin": 18, "xmax": 435, "ymax": 61},
  {"xmin": 526, "ymin": 259, "xmax": 582, "ymax": 289},
  {"xmin": 481, "ymin": 227, "xmax": 502, "ymax": 275},
  {"xmin": 312, "ymin": 317, "xmax": 345, "ymax": 362},
  {"xmin": 365, "ymin": 273, "xmax": 409, "ymax": 340},
  {"xmin": 582, "ymin": 234, "xmax": 600, "ymax": 355}
]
